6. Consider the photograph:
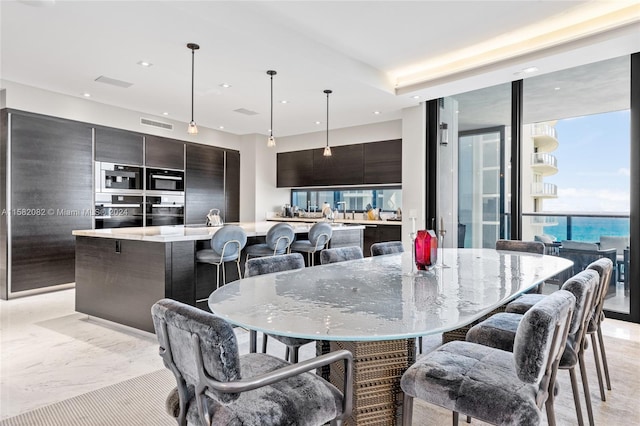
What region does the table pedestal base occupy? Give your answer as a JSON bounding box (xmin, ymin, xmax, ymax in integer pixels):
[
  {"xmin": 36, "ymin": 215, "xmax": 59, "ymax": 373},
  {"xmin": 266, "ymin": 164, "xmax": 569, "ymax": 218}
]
[{"xmin": 318, "ymin": 339, "xmax": 416, "ymax": 425}]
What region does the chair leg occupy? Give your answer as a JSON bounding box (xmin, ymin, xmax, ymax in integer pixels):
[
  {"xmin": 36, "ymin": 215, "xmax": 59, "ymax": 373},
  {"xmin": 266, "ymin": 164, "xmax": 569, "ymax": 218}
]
[
  {"xmin": 221, "ymin": 261, "xmax": 226, "ymax": 286},
  {"xmin": 418, "ymin": 336, "xmax": 423, "ymax": 354},
  {"xmin": 578, "ymin": 352, "xmax": 595, "ymax": 426},
  {"xmin": 568, "ymin": 367, "xmax": 585, "ymax": 426},
  {"xmin": 262, "ymin": 333, "xmax": 269, "ymax": 353},
  {"xmin": 596, "ymin": 326, "xmax": 612, "ymax": 391},
  {"xmin": 236, "ymin": 259, "xmax": 242, "ymax": 281},
  {"xmin": 215, "ymin": 264, "xmax": 221, "ymax": 290},
  {"xmin": 466, "ymin": 416, "xmax": 471, "ymax": 423},
  {"xmin": 290, "ymin": 346, "xmax": 299, "ymax": 363},
  {"xmin": 249, "ymin": 330, "xmax": 257, "ymax": 353},
  {"xmin": 590, "ymin": 333, "xmax": 607, "ymax": 401},
  {"xmin": 452, "ymin": 411, "xmax": 459, "ymax": 425},
  {"xmin": 285, "ymin": 346, "xmax": 290, "ymax": 361},
  {"xmin": 545, "ymin": 392, "xmax": 557, "ymax": 426},
  {"xmin": 402, "ymin": 393, "xmax": 414, "ymax": 426}
]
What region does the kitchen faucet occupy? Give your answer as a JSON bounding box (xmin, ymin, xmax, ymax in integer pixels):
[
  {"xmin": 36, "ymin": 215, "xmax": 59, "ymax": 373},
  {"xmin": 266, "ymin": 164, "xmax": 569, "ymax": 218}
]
[{"xmin": 337, "ymin": 201, "xmax": 346, "ymax": 219}]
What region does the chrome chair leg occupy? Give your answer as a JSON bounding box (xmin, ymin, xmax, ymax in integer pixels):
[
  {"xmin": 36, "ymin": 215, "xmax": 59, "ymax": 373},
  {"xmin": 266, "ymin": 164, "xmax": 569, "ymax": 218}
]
[{"xmin": 262, "ymin": 334, "xmax": 269, "ymax": 353}]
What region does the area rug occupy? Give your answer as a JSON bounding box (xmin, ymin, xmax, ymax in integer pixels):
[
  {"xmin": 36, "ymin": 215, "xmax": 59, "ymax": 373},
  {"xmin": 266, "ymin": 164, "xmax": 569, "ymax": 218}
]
[{"xmin": 0, "ymin": 369, "xmax": 176, "ymax": 426}]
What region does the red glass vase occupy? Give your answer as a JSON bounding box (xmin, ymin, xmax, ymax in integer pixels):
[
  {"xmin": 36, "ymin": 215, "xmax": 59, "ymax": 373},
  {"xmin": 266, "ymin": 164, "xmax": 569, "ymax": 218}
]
[{"xmin": 415, "ymin": 229, "xmax": 438, "ymax": 270}]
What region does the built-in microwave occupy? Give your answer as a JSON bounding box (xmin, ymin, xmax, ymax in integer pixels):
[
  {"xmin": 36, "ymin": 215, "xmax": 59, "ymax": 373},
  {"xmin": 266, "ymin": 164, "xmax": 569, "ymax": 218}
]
[
  {"xmin": 146, "ymin": 168, "xmax": 184, "ymax": 193},
  {"xmin": 96, "ymin": 162, "xmax": 143, "ymax": 194}
]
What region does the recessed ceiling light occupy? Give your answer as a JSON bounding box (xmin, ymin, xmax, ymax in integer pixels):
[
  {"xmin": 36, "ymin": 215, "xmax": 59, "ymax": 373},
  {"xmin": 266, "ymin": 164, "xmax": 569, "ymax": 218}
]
[
  {"xmin": 522, "ymin": 66, "xmax": 539, "ymax": 74},
  {"xmin": 137, "ymin": 60, "xmax": 153, "ymax": 67},
  {"xmin": 280, "ymin": 100, "xmax": 288, "ymax": 104},
  {"xmin": 82, "ymin": 92, "xmax": 91, "ymax": 97},
  {"xmin": 162, "ymin": 112, "xmax": 169, "ymax": 115},
  {"xmin": 315, "ymin": 121, "xmax": 321, "ymax": 125},
  {"xmin": 219, "ymin": 126, "xmax": 224, "ymax": 130},
  {"xmin": 219, "ymin": 83, "xmax": 231, "ymax": 88},
  {"xmin": 554, "ymin": 87, "xmax": 561, "ymax": 91},
  {"xmin": 373, "ymin": 111, "xmax": 381, "ymax": 115},
  {"xmin": 411, "ymin": 95, "xmax": 420, "ymax": 99}
]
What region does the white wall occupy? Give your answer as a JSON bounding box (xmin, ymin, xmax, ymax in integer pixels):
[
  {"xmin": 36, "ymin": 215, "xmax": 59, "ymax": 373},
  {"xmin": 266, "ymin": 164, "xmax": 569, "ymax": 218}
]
[{"xmin": 401, "ymin": 104, "xmax": 427, "ymax": 249}]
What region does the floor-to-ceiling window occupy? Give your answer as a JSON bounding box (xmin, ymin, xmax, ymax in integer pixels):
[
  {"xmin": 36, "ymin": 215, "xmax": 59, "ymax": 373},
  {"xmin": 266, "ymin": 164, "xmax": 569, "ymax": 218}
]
[
  {"xmin": 431, "ymin": 53, "xmax": 638, "ymax": 323},
  {"xmin": 522, "ymin": 55, "xmax": 631, "ymax": 316},
  {"xmin": 438, "ymin": 83, "xmax": 511, "ymax": 248}
]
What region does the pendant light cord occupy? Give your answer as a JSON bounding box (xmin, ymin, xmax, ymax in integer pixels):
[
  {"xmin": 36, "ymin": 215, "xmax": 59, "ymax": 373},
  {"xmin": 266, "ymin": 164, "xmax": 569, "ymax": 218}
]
[
  {"xmin": 191, "ymin": 47, "xmax": 195, "ymax": 122},
  {"xmin": 270, "ymin": 73, "xmax": 274, "ymax": 137}
]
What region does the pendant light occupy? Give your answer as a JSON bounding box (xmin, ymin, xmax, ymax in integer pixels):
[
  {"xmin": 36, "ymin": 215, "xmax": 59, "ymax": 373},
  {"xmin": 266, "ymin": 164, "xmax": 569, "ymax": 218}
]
[
  {"xmin": 187, "ymin": 43, "xmax": 200, "ymax": 135},
  {"xmin": 267, "ymin": 70, "xmax": 277, "ymax": 147},
  {"xmin": 323, "ymin": 89, "xmax": 332, "ymax": 157}
]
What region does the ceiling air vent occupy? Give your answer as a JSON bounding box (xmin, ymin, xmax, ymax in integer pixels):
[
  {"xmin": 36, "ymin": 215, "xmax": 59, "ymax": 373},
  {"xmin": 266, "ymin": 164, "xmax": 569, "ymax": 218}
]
[
  {"xmin": 140, "ymin": 117, "xmax": 174, "ymax": 131},
  {"xmin": 94, "ymin": 75, "xmax": 133, "ymax": 88},
  {"xmin": 234, "ymin": 108, "xmax": 259, "ymax": 116}
]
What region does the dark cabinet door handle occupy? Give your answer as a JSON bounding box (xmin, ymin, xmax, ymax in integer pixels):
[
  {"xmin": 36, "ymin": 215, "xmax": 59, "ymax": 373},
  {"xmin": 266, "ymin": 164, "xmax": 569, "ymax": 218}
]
[{"xmin": 115, "ymin": 240, "xmax": 121, "ymax": 254}]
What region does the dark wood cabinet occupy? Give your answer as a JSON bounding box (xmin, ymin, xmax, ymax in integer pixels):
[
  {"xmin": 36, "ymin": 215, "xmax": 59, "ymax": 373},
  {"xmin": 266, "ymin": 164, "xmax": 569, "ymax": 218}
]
[
  {"xmin": 75, "ymin": 237, "xmax": 195, "ymax": 332},
  {"xmin": 364, "ymin": 139, "xmax": 402, "ymax": 184},
  {"xmin": 95, "ymin": 126, "xmax": 143, "ymax": 165},
  {"xmin": 277, "ymin": 139, "xmax": 401, "ymax": 187},
  {"xmin": 145, "ymin": 135, "xmax": 185, "ymax": 169},
  {"xmin": 9, "ymin": 112, "xmax": 93, "ymax": 292},
  {"xmin": 363, "ymin": 224, "xmax": 402, "ymax": 257},
  {"xmin": 313, "ymin": 145, "xmax": 364, "ymax": 186},
  {"xmin": 185, "ymin": 144, "xmax": 225, "ymax": 224},
  {"xmin": 225, "ymin": 150, "xmax": 240, "ymax": 222},
  {"xmin": 277, "ymin": 150, "xmax": 314, "ymax": 187}
]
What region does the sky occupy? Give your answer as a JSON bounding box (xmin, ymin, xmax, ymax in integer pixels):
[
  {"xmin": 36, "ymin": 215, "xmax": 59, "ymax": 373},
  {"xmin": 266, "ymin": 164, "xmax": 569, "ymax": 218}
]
[{"xmin": 542, "ymin": 110, "xmax": 630, "ymax": 213}]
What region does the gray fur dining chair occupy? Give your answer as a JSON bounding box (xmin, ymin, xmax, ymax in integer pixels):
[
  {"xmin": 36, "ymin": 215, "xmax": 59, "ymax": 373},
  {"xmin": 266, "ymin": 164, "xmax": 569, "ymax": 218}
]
[
  {"xmin": 320, "ymin": 246, "xmax": 364, "ymax": 265},
  {"xmin": 152, "ymin": 298, "xmax": 353, "ymax": 426},
  {"xmin": 370, "ymin": 241, "xmax": 404, "ymax": 256},
  {"xmin": 466, "ymin": 269, "xmax": 599, "ymax": 426},
  {"xmin": 400, "ymin": 290, "xmax": 576, "ymax": 426},
  {"xmin": 244, "ymin": 253, "xmax": 312, "ymax": 363}
]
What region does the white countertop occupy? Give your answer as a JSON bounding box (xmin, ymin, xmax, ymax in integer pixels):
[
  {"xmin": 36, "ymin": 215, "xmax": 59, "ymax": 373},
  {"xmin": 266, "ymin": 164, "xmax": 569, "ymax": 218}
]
[
  {"xmin": 268, "ymin": 216, "xmax": 402, "ymax": 226},
  {"xmin": 72, "ymin": 221, "xmax": 365, "ymax": 243}
]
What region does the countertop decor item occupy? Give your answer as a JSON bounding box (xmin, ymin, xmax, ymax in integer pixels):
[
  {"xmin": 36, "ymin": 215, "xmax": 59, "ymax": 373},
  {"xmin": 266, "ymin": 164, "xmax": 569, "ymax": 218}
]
[
  {"xmin": 205, "ymin": 209, "xmax": 223, "ymax": 227},
  {"xmin": 187, "ymin": 42, "xmax": 200, "ymax": 135},
  {"xmin": 415, "ymin": 229, "xmax": 437, "ymax": 270}
]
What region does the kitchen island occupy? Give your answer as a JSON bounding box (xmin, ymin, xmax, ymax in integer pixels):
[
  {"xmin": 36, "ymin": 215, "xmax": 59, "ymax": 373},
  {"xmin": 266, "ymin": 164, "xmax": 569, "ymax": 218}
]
[{"xmin": 73, "ymin": 222, "xmax": 364, "ymax": 332}]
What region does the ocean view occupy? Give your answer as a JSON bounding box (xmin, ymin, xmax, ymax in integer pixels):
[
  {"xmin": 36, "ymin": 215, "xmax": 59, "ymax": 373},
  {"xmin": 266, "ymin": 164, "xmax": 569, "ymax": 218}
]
[{"xmin": 542, "ymin": 215, "xmax": 630, "ymax": 243}]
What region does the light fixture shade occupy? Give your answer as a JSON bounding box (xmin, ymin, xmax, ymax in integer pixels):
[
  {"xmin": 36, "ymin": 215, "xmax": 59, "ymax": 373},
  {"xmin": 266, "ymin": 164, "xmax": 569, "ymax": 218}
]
[
  {"xmin": 188, "ymin": 120, "xmax": 198, "ymax": 135},
  {"xmin": 267, "ymin": 135, "xmax": 276, "ymax": 147},
  {"xmin": 323, "ymin": 145, "xmax": 332, "ymax": 157}
]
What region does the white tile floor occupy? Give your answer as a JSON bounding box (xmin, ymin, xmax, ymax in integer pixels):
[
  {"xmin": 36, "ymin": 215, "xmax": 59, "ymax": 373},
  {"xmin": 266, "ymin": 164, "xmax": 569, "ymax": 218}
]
[
  {"xmin": 0, "ymin": 289, "xmax": 315, "ymax": 419},
  {"xmin": 1, "ymin": 288, "xmax": 638, "ymax": 421}
]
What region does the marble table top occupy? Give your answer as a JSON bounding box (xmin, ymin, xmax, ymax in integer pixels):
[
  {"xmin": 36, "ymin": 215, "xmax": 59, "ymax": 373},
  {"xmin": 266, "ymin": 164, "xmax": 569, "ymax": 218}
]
[
  {"xmin": 208, "ymin": 249, "xmax": 573, "ymax": 341},
  {"xmin": 72, "ymin": 221, "xmax": 364, "ymax": 243}
]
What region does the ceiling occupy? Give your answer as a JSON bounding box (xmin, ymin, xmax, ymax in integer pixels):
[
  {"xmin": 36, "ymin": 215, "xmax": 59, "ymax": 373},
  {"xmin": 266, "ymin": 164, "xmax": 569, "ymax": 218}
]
[{"xmin": 1, "ymin": 1, "xmax": 639, "ymax": 138}]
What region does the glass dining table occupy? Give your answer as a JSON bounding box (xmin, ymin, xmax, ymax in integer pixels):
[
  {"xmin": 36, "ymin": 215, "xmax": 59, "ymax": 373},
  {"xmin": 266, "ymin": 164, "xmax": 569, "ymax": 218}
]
[{"xmin": 208, "ymin": 248, "xmax": 573, "ymax": 425}]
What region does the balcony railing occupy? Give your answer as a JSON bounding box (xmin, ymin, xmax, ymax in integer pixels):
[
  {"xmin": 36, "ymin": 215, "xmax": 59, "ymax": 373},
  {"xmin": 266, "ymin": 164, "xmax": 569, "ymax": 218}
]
[
  {"xmin": 531, "ymin": 152, "xmax": 557, "ymax": 168},
  {"xmin": 531, "ymin": 182, "xmax": 558, "ymax": 197},
  {"xmin": 522, "ymin": 212, "xmax": 630, "ymax": 242},
  {"xmin": 531, "ymin": 124, "xmax": 558, "ymax": 139}
]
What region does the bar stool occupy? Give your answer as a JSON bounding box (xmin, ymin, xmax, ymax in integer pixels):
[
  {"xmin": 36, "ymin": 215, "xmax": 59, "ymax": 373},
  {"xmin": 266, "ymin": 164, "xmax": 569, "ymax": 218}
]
[
  {"xmin": 196, "ymin": 225, "xmax": 247, "ymax": 289},
  {"xmin": 244, "ymin": 222, "xmax": 295, "ymax": 263},
  {"xmin": 290, "ymin": 222, "xmax": 332, "ymax": 266}
]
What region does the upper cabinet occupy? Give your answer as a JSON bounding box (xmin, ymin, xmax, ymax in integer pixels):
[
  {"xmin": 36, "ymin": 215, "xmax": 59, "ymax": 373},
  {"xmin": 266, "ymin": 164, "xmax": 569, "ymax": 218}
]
[
  {"xmin": 94, "ymin": 127, "xmax": 144, "ymax": 165},
  {"xmin": 145, "ymin": 135, "xmax": 185, "ymax": 170},
  {"xmin": 364, "ymin": 139, "xmax": 402, "ymax": 184},
  {"xmin": 313, "ymin": 144, "xmax": 364, "ymax": 186},
  {"xmin": 276, "ymin": 139, "xmax": 401, "ymax": 187},
  {"xmin": 276, "ymin": 150, "xmax": 314, "ymax": 188}
]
